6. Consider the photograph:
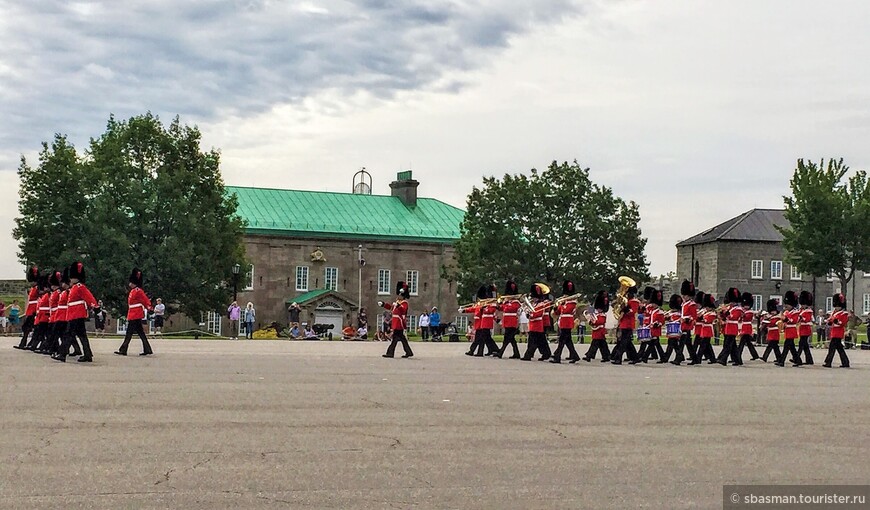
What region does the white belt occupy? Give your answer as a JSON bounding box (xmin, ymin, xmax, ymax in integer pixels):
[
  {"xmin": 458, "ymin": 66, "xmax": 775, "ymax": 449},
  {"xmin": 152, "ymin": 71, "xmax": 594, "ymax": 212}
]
[
  {"xmin": 50, "ymin": 307, "xmax": 58, "ymax": 312},
  {"xmin": 391, "ymin": 314, "xmax": 403, "ymax": 319},
  {"xmin": 69, "ymin": 300, "xmax": 85, "ymax": 306},
  {"xmin": 559, "ymin": 314, "xmax": 573, "ymax": 319},
  {"xmin": 39, "ymin": 306, "xmax": 50, "ymax": 311},
  {"xmin": 28, "ymin": 300, "xmax": 37, "ymax": 305},
  {"xmin": 129, "ymin": 303, "xmax": 145, "ymax": 309},
  {"xmin": 503, "ymin": 313, "xmax": 517, "ymax": 317},
  {"xmin": 592, "ymin": 325, "xmax": 604, "ymax": 331},
  {"xmin": 482, "ymin": 314, "xmax": 495, "ymax": 318},
  {"xmin": 726, "ymin": 321, "xmax": 739, "ymax": 325},
  {"xmin": 59, "ymin": 305, "xmax": 67, "ymax": 310}
]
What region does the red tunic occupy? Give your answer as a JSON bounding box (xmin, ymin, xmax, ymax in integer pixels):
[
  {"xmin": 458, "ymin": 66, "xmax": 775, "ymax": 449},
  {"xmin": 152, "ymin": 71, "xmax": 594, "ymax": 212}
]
[
  {"xmin": 590, "ymin": 311, "xmax": 607, "ymax": 340},
  {"xmin": 642, "ymin": 304, "xmax": 653, "ymax": 327},
  {"xmin": 680, "ymin": 301, "xmax": 697, "ymax": 332},
  {"xmin": 48, "ymin": 290, "xmax": 60, "ymax": 323},
  {"xmin": 557, "ymin": 301, "xmax": 576, "ymax": 330},
  {"xmin": 740, "ymin": 309, "xmax": 755, "ymax": 336},
  {"xmin": 828, "ymin": 310, "xmax": 848, "ymax": 339},
  {"xmin": 25, "ymin": 286, "xmax": 39, "ymax": 316},
  {"xmin": 783, "ymin": 308, "xmax": 799, "ymax": 340},
  {"xmin": 382, "ymin": 300, "xmax": 408, "ymax": 331},
  {"xmin": 542, "ymin": 308, "xmax": 552, "ymax": 328},
  {"xmin": 798, "ymin": 308, "xmax": 814, "ymax": 337},
  {"xmin": 57, "ymin": 289, "xmax": 69, "ymax": 322},
  {"xmin": 499, "ymin": 300, "xmax": 521, "ymax": 329},
  {"xmin": 649, "ymin": 307, "xmax": 665, "ymax": 338},
  {"xmin": 35, "ymin": 293, "xmax": 50, "ymax": 325},
  {"xmin": 618, "ymin": 298, "xmax": 639, "ymax": 330},
  {"xmin": 764, "ymin": 315, "xmax": 780, "ymax": 341},
  {"xmin": 700, "ymin": 310, "xmax": 716, "ymax": 338},
  {"xmin": 127, "ymin": 287, "xmax": 152, "ymax": 320},
  {"xmin": 528, "ymin": 303, "xmax": 547, "ymax": 333},
  {"xmin": 67, "ymin": 283, "xmax": 97, "ymax": 320},
  {"xmin": 723, "ymin": 305, "xmax": 741, "ymax": 336},
  {"xmin": 479, "ymin": 304, "xmax": 497, "ymax": 330}
]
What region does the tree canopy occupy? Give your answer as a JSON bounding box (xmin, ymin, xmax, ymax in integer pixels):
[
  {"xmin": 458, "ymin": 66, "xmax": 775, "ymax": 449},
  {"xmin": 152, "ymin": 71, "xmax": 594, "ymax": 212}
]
[
  {"xmin": 780, "ymin": 158, "xmax": 870, "ymax": 299},
  {"xmin": 447, "ymin": 160, "xmax": 650, "ymax": 300},
  {"xmin": 14, "ymin": 113, "xmax": 246, "ymax": 319}
]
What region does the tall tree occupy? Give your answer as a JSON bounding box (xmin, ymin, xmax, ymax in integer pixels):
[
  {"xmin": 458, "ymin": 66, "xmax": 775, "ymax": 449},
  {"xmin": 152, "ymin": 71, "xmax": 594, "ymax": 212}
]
[
  {"xmin": 14, "ymin": 113, "xmax": 246, "ymax": 319},
  {"xmin": 780, "ymin": 158, "xmax": 870, "ymax": 302},
  {"xmin": 448, "ymin": 160, "xmax": 650, "ymax": 300}
]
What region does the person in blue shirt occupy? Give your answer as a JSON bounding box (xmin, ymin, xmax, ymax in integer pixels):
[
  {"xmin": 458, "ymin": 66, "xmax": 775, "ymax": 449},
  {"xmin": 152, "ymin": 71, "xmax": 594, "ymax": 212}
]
[{"xmin": 428, "ymin": 307, "xmax": 441, "ymax": 340}]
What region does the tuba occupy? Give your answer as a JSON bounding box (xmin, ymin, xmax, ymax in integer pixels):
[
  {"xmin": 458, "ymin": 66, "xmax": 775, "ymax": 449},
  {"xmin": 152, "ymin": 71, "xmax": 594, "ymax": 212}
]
[{"xmin": 611, "ymin": 276, "xmax": 637, "ymax": 321}]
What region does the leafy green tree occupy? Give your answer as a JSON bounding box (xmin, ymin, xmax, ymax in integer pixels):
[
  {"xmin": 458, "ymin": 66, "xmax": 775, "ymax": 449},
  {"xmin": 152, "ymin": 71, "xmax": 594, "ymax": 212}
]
[
  {"xmin": 14, "ymin": 113, "xmax": 246, "ymax": 319},
  {"xmin": 447, "ymin": 160, "xmax": 650, "ymax": 300},
  {"xmin": 780, "ymin": 158, "xmax": 870, "ymax": 302}
]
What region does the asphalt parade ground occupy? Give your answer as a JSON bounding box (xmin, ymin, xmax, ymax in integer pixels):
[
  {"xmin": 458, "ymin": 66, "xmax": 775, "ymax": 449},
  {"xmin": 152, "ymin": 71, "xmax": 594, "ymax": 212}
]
[{"xmin": 1, "ymin": 338, "xmax": 868, "ymax": 510}]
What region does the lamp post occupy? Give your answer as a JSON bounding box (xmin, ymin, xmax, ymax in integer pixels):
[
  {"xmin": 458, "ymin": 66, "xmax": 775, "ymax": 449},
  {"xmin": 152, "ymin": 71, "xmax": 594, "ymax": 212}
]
[
  {"xmin": 357, "ymin": 245, "xmax": 365, "ymax": 317},
  {"xmin": 232, "ymin": 263, "xmax": 240, "ymax": 302}
]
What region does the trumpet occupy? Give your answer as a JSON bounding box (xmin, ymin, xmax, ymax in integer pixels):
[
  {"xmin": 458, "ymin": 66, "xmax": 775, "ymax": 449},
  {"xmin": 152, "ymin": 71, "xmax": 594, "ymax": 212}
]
[
  {"xmin": 457, "ymin": 297, "xmax": 498, "ymax": 311},
  {"xmin": 553, "ymin": 293, "xmax": 588, "ymax": 308},
  {"xmin": 497, "ymin": 293, "xmax": 525, "ymax": 304}
]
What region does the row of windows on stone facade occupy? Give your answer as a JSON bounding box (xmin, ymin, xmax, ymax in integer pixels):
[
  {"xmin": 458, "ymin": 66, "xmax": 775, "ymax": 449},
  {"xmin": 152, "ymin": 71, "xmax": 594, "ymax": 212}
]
[
  {"xmin": 746, "ymin": 260, "xmax": 870, "ymax": 282},
  {"xmin": 239, "ymin": 264, "xmax": 423, "ymax": 295}
]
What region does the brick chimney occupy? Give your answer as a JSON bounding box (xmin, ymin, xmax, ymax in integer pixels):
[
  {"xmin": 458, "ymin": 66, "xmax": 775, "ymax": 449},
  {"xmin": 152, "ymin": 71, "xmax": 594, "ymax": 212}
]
[{"xmin": 389, "ymin": 170, "xmax": 419, "ymax": 207}]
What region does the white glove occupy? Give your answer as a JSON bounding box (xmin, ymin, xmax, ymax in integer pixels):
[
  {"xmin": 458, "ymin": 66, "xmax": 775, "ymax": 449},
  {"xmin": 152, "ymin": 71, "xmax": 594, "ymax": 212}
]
[{"xmin": 377, "ymin": 301, "xmax": 384, "ymax": 307}]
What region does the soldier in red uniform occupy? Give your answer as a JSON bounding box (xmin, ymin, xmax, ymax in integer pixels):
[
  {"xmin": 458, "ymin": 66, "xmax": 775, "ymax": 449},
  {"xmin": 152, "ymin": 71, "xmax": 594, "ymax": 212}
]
[
  {"xmin": 736, "ymin": 292, "xmax": 759, "ymax": 362},
  {"xmin": 716, "ymin": 288, "xmax": 742, "ymax": 365},
  {"xmin": 824, "ymin": 293, "xmax": 850, "ymax": 368},
  {"xmin": 521, "ymin": 284, "xmax": 552, "ymax": 361},
  {"xmin": 636, "ymin": 289, "xmax": 665, "ymax": 364},
  {"xmin": 659, "ymin": 294, "xmax": 683, "ymax": 363},
  {"xmin": 636, "ymin": 286, "xmax": 660, "ymax": 362},
  {"xmin": 461, "ymin": 295, "xmax": 482, "ymax": 356},
  {"xmin": 38, "ymin": 269, "xmax": 63, "ymax": 355},
  {"xmin": 471, "ymin": 285, "xmax": 499, "ymax": 357},
  {"xmin": 54, "ymin": 261, "xmax": 98, "ymax": 362},
  {"xmin": 551, "ymin": 280, "xmax": 580, "ymax": 364},
  {"xmin": 381, "ymin": 281, "xmax": 413, "ymax": 359},
  {"xmin": 582, "ymin": 291, "xmax": 610, "ymax": 362},
  {"xmin": 14, "ymin": 266, "xmax": 40, "ymax": 350},
  {"xmin": 760, "ymin": 299, "xmax": 782, "ymax": 362},
  {"xmin": 116, "ymin": 268, "xmax": 155, "ymax": 356},
  {"xmin": 796, "ymin": 291, "xmax": 815, "ymax": 365},
  {"xmin": 497, "ymin": 280, "xmax": 522, "ymax": 359},
  {"xmin": 611, "ymin": 286, "xmax": 639, "ymax": 365},
  {"xmin": 27, "ymin": 275, "xmax": 51, "ymax": 351},
  {"xmin": 691, "ymin": 293, "xmax": 717, "ymax": 365},
  {"xmin": 673, "ymin": 280, "xmax": 697, "ymax": 365},
  {"xmin": 57, "ymin": 268, "xmax": 81, "ymax": 357},
  {"xmin": 776, "ymin": 291, "xmax": 802, "ymax": 367}
]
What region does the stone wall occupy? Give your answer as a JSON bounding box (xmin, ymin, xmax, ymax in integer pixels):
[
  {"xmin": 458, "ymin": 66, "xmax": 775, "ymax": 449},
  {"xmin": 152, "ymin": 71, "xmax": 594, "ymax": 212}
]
[{"xmin": 0, "ymin": 279, "xmax": 28, "ymax": 298}]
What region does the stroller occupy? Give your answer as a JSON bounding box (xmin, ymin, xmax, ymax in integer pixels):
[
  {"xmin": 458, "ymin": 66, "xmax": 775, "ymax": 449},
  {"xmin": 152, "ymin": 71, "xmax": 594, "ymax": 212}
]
[{"xmin": 443, "ymin": 322, "xmax": 460, "ymax": 343}]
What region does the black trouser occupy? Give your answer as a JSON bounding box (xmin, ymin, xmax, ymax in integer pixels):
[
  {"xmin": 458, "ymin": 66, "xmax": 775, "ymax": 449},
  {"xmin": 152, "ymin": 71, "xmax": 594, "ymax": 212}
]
[
  {"xmin": 778, "ymin": 338, "xmax": 800, "ymax": 365},
  {"xmin": 584, "ymin": 338, "xmax": 610, "ymax": 361},
  {"xmin": 675, "ymin": 331, "xmax": 696, "ymax": 363},
  {"xmin": 60, "ymin": 321, "xmax": 80, "ymax": 355},
  {"xmin": 60, "ymin": 318, "xmax": 92, "ymax": 359},
  {"xmin": 49, "ymin": 321, "xmax": 69, "ymax": 354},
  {"xmin": 661, "ymin": 337, "xmax": 679, "ymax": 362},
  {"xmin": 761, "ymin": 341, "xmax": 781, "ymax": 362},
  {"xmin": 694, "ymin": 336, "xmax": 715, "ymax": 363},
  {"xmin": 611, "ymin": 328, "xmax": 638, "ymax": 363},
  {"xmin": 522, "ymin": 331, "xmax": 550, "ymax": 360},
  {"xmin": 118, "ymin": 319, "xmax": 153, "ymax": 355},
  {"xmin": 552, "ymin": 328, "xmax": 579, "ymax": 361},
  {"xmin": 824, "ymin": 337, "xmax": 849, "ymax": 367},
  {"xmin": 421, "ymin": 326, "xmax": 428, "ymax": 340},
  {"xmin": 468, "ymin": 329, "xmax": 481, "ymax": 354},
  {"xmin": 474, "ymin": 329, "xmax": 498, "ymax": 356},
  {"xmin": 500, "ymin": 327, "xmax": 520, "ymax": 357},
  {"xmin": 738, "ymin": 334, "xmax": 759, "ymax": 360},
  {"xmin": 27, "ymin": 322, "xmax": 47, "ymax": 350},
  {"xmin": 385, "ymin": 329, "xmax": 413, "ymax": 357},
  {"xmin": 17, "ymin": 315, "xmax": 34, "ymax": 348},
  {"xmin": 717, "ymin": 335, "xmax": 738, "ymax": 364},
  {"xmin": 797, "ymin": 335, "xmax": 814, "ymax": 364},
  {"xmin": 640, "ymin": 338, "xmax": 664, "ymax": 362}
]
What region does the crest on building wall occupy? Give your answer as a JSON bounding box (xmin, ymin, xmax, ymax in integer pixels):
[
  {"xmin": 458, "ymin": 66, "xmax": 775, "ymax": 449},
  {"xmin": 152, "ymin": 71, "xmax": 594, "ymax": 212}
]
[{"xmin": 311, "ymin": 247, "xmax": 326, "ymax": 262}]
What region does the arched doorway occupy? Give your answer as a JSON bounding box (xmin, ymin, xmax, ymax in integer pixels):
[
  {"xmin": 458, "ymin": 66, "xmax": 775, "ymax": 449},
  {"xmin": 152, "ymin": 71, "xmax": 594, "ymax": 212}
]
[{"xmin": 314, "ymin": 300, "xmax": 344, "ymax": 336}]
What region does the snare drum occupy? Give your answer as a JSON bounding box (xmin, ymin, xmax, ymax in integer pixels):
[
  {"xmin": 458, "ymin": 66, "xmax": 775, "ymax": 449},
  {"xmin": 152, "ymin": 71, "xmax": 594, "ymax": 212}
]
[
  {"xmin": 666, "ymin": 322, "xmax": 681, "ymax": 337},
  {"xmin": 636, "ymin": 327, "xmax": 651, "ymax": 341}
]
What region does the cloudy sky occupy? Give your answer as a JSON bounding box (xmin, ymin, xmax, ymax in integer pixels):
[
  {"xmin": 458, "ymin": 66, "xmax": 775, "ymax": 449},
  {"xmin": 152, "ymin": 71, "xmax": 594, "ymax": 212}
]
[{"xmin": 1, "ymin": 0, "xmax": 869, "ymax": 279}]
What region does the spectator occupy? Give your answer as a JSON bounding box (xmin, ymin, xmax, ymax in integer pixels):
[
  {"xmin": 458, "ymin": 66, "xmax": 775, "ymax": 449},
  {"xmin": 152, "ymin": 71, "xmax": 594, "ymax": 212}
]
[
  {"xmin": 153, "ymin": 298, "xmax": 166, "ymax": 335},
  {"xmin": 341, "ymin": 325, "xmax": 356, "ymax": 340},
  {"xmin": 419, "ymin": 311, "xmax": 430, "ymax": 341},
  {"xmin": 357, "ymin": 324, "xmax": 368, "ymax": 340},
  {"xmin": 93, "ymin": 300, "xmax": 108, "ymax": 336},
  {"xmin": 227, "ymin": 301, "xmax": 241, "ymax": 339},
  {"xmin": 287, "ymin": 302, "xmax": 301, "ymax": 330},
  {"xmin": 303, "ymin": 324, "xmax": 317, "ymax": 339},
  {"xmin": 519, "ymin": 309, "xmax": 529, "ymax": 342},
  {"xmin": 379, "ymin": 309, "xmax": 391, "ymax": 341},
  {"xmin": 429, "ymin": 307, "xmax": 441, "ymax": 340},
  {"xmin": 0, "ymin": 301, "xmax": 6, "ymax": 334},
  {"xmin": 244, "ymin": 302, "xmax": 256, "ymax": 339},
  {"xmin": 465, "ymin": 322, "xmax": 475, "ymax": 342},
  {"xmin": 8, "ymin": 300, "xmax": 20, "ymax": 334},
  {"xmin": 358, "ymin": 307, "xmax": 368, "ymax": 329},
  {"xmin": 289, "ymin": 324, "xmax": 300, "ymax": 339},
  {"xmin": 846, "ymin": 311, "xmax": 863, "ymax": 347},
  {"xmin": 816, "ymin": 309, "xmax": 827, "ymax": 348}
]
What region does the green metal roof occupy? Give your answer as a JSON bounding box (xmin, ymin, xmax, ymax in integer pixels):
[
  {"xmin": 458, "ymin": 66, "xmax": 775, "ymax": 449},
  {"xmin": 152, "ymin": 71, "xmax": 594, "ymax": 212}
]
[
  {"xmin": 286, "ymin": 289, "xmax": 331, "ymax": 305},
  {"xmin": 228, "ymin": 186, "xmax": 464, "ymax": 242}
]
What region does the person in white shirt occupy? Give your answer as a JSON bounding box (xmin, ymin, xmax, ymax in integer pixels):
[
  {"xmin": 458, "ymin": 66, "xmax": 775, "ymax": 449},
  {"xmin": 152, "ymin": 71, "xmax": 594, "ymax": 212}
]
[
  {"xmin": 153, "ymin": 298, "xmax": 166, "ymax": 335},
  {"xmin": 519, "ymin": 309, "xmax": 530, "ymax": 341},
  {"xmin": 419, "ymin": 312, "xmax": 430, "ymax": 341}
]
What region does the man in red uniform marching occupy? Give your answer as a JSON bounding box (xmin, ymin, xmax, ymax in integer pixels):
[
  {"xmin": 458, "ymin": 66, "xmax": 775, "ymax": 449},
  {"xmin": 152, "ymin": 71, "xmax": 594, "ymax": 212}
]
[
  {"xmin": 582, "ymin": 291, "xmax": 611, "ymax": 362},
  {"xmin": 54, "ymin": 261, "xmax": 98, "ymax": 363},
  {"xmin": 14, "ymin": 266, "xmax": 40, "ymax": 350},
  {"xmin": 636, "ymin": 289, "xmax": 666, "ymax": 364},
  {"xmin": 39, "ymin": 269, "xmax": 62, "ymax": 355},
  {"xmin": 796, "ymin": 291, "xmax": 815, "ymax": 365},
  {"xmin": 116, "ymin": 268, "xmax": 154, "ymax": 356},
  {"xmin": 691, "ymin": 293, "xmax": 718, "ymax": 365},
  {"xmin": 611, "ymin": 286, "xmax": 639, "ymax": 365},
  {"xmin": 716, "ymin": 288, "xmax": 742, "ymax": 366},
  {"xmin": 462, "ymin": 285, "xmax": 498, "ymax": 357},
  {"xmin": 381, "ymin": 281, "xmax": 413, "ymax": 359},
  {"xmin": 673, "ymin": 280, "xmax": 697, "ymax": 365},
  {"xmin": 497, "ymin": 280, "xmax": 522, "ymax": 359},
  {"xmin": 776, "ymin": 291, "xmax": 802, "ymax": 367},
  {"xmin": 57, "ymin": 268, "xmax": 81, "ymax": 357},
  {"xmin": 521, "ymin": 284, "xmax": 552, "ymax": 361},
  {"xmin": 824, "ymin": 293, "xmax": 850, "ymax": 368},
  {"xmin": 760, "ymin": 299, "xmax": 783, "ymax": 363},
  {"xmin": 736, "ymin": 292, "xmax": 759, "ymax": 363},
  {"xmin": 551, "ymin": 280, "xmax": 580, "ymax": 364},
  {"xmin": 659, "ymin": 294, "xmax": 683, "ymax": 363},
  {"xmin": 27, "ymin": 275, "xmax": 51, "ymax": 351}
]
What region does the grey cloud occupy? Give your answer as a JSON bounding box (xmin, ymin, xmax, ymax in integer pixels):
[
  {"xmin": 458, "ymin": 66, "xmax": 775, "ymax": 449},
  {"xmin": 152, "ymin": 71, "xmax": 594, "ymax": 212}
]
[{"xmin": 0, "ymin": 0, "xmax": 583, "ymax": 155}]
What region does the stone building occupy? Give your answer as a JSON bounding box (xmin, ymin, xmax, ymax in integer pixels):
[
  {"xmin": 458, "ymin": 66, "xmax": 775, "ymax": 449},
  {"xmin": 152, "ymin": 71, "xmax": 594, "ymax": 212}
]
[
  {"xmin": 675, "ymin": 208, "xmax": 853, "ymax": 311},
  {"xmin": 204, "ymin": 171, "xmax": 466, "ymax": 336}
]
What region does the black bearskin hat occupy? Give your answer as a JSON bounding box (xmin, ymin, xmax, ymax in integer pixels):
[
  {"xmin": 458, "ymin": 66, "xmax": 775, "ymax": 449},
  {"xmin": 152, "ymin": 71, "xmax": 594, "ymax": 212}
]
[
  {"xmin": 740, "ymin": 292, "xmax": 753, "ymax": 308},
  {"xmin": 26, "ymin": 266, "xmax": 40, "ymax": 283},
  {"xmin": 69, "ymin": 261, "xmax": 86, "ymax": 283},
  {"xmin": 488, "ymin": 284, "xmax": 498, "ymax": 297},
  {"xmin": 504, "ymin": 280, "xmax": 518, "ymax": 295},
  {"xmin": 643, "ymin": 286, "xmax": 655, "ymax": 301},
  {"xmin": 594, "ymin": 290, "xmax": 610, "ymax": 312},
  {"xmin": 704, "ymin": 294, "xmax": 716, "ymax": 309},
  {"xmin": 530, "ymin": 283, "xmax": 545, "ymax": 299},
  {"xmin": 799, "ymin": 291, "xmax": 814, "ymax": 307},
  {"xmin": 694, "ymin": 291, "xmax": 705, "ymax": 305},
  {"xmin": 62, "ymin": 267, "xmax": 70, "ymax": 285},
  {"xmin": 563, "ymin": 280, "xmax": 575, "ymax": 296},
  {"xmin": 724, "ymin": 287, "xmax": 740, "ymax": 304},
  {"xmin": 783, "ymin": 290, "xmax": 798, "ymax": 307},
  {"xmin": 680, "ymin": 279, "xmax": 695, "ymax": 297},
  {"xmin": 39, "ymin": 274, "xmax": 50, "ymax": 291},
  {"xmin": 129, "ymin": 268, "xmax": 144, "ymax": 287},
  {"xmin": 476, "ymin": 285, "xmax": 489, "ymax": 300},
  {"xmin": 626, "ymin": 286, "xmax": 638, "ymax": 298},
  {"xmin": 48, "ymin": 269, "xmax": 62, "ymax": 288},
  {"xmin": 669, "ymin": 294, "xmax": 683, "ymax": 310},
  {"xmin": 832, "ymin": 293, "xmax": 846, "ymax": 309},
  {"xmin": 651, "ymin": 289, "xmax": 664, "ymax": 307},
  {"xmin": 766, "ymin": 298, "xmax": 779, "ymax": 313},
  {"xmin": 395, "ymin": 281, "xmax": 410, "ymax": 299}
]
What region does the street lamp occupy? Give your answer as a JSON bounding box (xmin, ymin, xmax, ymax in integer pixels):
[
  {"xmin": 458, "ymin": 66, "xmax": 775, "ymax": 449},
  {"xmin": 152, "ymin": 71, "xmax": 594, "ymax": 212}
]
[{"xmin": 232, "ymin": 263, "xmax": 241, "ymax": 302}]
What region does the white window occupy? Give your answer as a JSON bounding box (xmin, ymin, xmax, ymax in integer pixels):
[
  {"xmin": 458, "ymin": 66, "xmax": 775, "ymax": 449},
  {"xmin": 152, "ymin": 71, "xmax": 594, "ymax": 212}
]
[
  {"xmin": 825, "ymin": 297, "xmax": 833, "ymax": 313},
  {"xmin": 753, "ymin": 295, "xmax": 762, "ymax": 312},
  {"xmin": 863, "ymin": 294, "xmax": 870, "ymax": 315},
  {"xmin": 244, "ymin": 264, "xmax": 254, "ymax": 291},
  {"xmin": 751, "ymin": 260, "xmax": 763, "ymax": 279},
  {"xmin": 407, "ymin": 314, "xmax": 418, "ymax": 333},
  {"xmin": 377, "ymin": 269, "xmax": 391, "ymax": 295},
  {"xmin": 325, "ymin": 267, "xmax": 338, "ymax": 291},
  {"xmin": 295, "ymin": 266, "xmax": 309, "ymax": 292},
  {"xmin": 864, "ymin": 271, "xmax": 870, "ymax": 278},
  {"xmin": 199, "ymin": 311, "xmax": 222, "ymax": 336},
  {"xmin": 454, "ymin": 315, "xmax": 469, "ymax": 332},
  {"xmin": 770, "ymin": 261, "xmax": 782, "ymax": 280},
  {"xmin": 769, "ymin": 295, "xmax": 782, "ymax": 310},
  {"xmin": 406, "ymin": 270, "xmax": 419, "ymax": 296},
  {"xmin": 789, "ymin": 266, "xmax": 801, "ymax": 281}
]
